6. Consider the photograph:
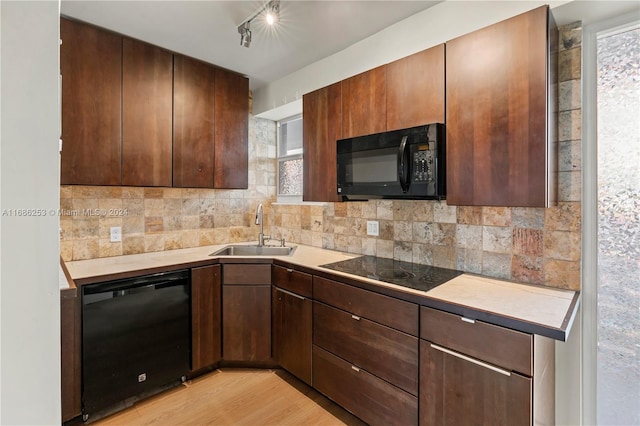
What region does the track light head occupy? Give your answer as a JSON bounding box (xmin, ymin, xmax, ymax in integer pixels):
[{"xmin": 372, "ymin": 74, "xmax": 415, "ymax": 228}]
[
  {"xmin": 238, "ymin": 21, "xmax": 251, "ymax": 48},
  {"xmin": 237, "ymin": 0, "xmax": 280, "ymax": 48}
]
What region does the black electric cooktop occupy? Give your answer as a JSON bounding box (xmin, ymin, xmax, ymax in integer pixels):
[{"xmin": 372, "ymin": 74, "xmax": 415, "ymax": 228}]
[{"xmin": 320, "ymin": 256, "xmax": 463, "ymax": 293}]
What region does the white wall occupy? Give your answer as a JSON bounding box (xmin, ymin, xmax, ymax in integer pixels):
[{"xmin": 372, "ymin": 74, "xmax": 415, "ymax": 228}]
[
  {"xmin": 253, "ymin": 0, "xmax": 566, "ymax": 116},
  {"xmin": 0, "ymin": 1, "xmax": 61, "ymax": 424}
]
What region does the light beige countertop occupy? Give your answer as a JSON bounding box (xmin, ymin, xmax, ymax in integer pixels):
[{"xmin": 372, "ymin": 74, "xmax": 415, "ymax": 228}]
[
  {"xmin": 424, "ymin": 274, "xmax": 578, "ymax": 339},
  {"xmin": 64, "ymin": 243, "xmax": 360, "ymax": 282},
  {"xmin": 64, "ymin": 242, "xmax": 579, "ymax": 341},
  {"xmin": 59, "ymin": 265, "xmax": 70, "ymax": 290}
]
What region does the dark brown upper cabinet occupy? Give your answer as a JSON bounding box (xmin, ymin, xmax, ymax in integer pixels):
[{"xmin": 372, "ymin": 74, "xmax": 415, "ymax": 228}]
[
  {"xmin": 60, "ymin": 18, "xmax": 122, "ymax": 186},
  {"xmin": 122, "ymin": 38, "xmax": 173, "ymax": 187},
  {"xmin": 60, "ymin": 18, "xmax": 248, "ymax": 189},
  {"xmin": 173, "ymin": 55, "xmax": 216, "ymax": 188},
  {"xmin": 173, "ymin": 57, "xmax": 248, "ymax": 189},
  {"xmin": 214, "ymin": 69, "xmax": 249, "ymax": 189},
  {"xmin": 446, "ymin": 5, "xmax": 557, "ymax": 207},
  {"xmin": 386, "ymin": 44, "xmax": 445, "ymax": 131},
  {"xmin": 302, "ymin": 82, "xmax": 343, "ymax": 202},
  {"xmin": 342, "ymin": 66, "xmax": 387, "ymax": 138}
]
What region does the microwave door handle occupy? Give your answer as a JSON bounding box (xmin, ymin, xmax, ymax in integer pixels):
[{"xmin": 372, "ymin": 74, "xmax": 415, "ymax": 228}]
[{"xmin": 398, "ymin": 136, "xmax": 410, "ymax": 193}]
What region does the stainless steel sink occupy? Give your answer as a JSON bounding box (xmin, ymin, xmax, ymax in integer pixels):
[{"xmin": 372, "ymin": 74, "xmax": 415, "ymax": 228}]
[{"xmin": 210, "ymin": 244, "xmax": 296, "ymax": 257}]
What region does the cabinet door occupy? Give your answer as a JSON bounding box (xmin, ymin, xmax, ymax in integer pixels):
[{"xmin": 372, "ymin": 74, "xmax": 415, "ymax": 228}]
[
  {"xmin": 446, "ymin": 6, "xmax": 553, "ymax": 207},
  {"xmin": 222, "ymin": 285, "xmax": 271, "ymax": 362},
  {"xmin": 191, "ymin": 265, "xmax": 221, "ymax": 371},
  {"xmin": 420, "ymin": 340, "xmax": 531, "ymax": 426},
  {"xmin": 302, "ymin": 83, "xmax": 342, "ymax": 202},
  {"xmin": 173, "ymin": 55, "xmax": 216, "ymax": 188},
  {"xmin": 214, "ymin": 69, "xmax": 249, "ymax": 189},
  {"xmin": 60, "ymin": 18, "xmax": 122, "ymax": 185},
  {"xmin": 122, "ymin": 38, "xmax": 173, "ymax": 187},
  {"xmin": 386, "ymin": 44, "xmax": 445, "ymax": 131},
  {"xmin": 342, "ymin": 66, "xmax": 386, "ymax": 138},
  {"xmin": 272, "ymin": 287, "xmax": 312, "ymax": 385},
  {"xmin": 60, "ymin": 291, "xmax": 81, "ymax": 421}
]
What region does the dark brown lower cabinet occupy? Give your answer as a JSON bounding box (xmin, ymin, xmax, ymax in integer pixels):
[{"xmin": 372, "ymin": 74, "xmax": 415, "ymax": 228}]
[
  {"xmin": 313, "ymin": 301, "xmax": 418, "ymax": 395},
  {"xmin": 272, "ymin": 286, "xmax": 312, "ymax": 385},
  {"xmin": 313, "ymin": 345, "xmax": 418, "ymax": 426},
  {"xmin": 420, "ymin": 340, "xmax": 532, "ymax": 425},
  {"xmin": 222, "ymin": 264, "xmax": 271, "ymax": 363},
  {"xmin": 222, "ymin": 282, "xmax": 271, "ymax": 363},
  {"xmin": 191, "ymin": 265, "xmax": 221, "ymax": 371},
  {"xmin": 61, "ymin": 290, "xmax": 81, "ymax": 422}
]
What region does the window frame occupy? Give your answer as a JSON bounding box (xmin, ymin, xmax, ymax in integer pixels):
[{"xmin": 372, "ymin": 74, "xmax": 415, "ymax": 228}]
[{"xmin": 276, "ymin": 114, "xmax": 303, "ymax": 203}]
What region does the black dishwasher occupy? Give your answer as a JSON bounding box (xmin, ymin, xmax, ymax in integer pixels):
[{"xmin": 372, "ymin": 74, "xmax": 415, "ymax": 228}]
[{"xmin": 82, "ymin": 269, "xmax": 191, "ymax": 420}]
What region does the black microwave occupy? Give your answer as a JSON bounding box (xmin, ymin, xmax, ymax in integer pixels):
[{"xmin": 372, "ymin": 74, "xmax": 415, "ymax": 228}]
[{"xmin": 336, "ymin": 123, "xmax": 445, "ymax": 200}]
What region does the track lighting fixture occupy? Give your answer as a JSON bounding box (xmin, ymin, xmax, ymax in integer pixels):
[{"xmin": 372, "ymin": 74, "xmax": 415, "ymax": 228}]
[
  {"xmin": 237, "ymin": 0, "xmax": 280, "ymax": 48},
  {"xmin": 238, "ymin": 21, "xmax": 251, "ymax": 48}
]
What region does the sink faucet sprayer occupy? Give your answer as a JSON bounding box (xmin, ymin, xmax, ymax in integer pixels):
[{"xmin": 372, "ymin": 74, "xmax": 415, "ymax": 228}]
[{"xmin": 255, "ymin": 203, "xmax": 271, "ymax": 246}]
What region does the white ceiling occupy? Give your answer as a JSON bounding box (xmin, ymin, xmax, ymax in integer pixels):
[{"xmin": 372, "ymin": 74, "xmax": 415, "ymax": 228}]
[{"xmin": 61, "ymin": 1, "xmax": 441, "ymax": 90}]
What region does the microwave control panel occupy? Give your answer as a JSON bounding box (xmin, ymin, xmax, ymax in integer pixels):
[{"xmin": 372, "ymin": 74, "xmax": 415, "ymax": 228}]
[{"xmin": 412, "ymin": 142, "xmax": 436, "ymax": 183}]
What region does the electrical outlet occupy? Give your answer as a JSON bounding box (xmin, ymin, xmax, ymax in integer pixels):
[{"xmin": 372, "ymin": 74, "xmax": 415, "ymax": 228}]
[
  {"xmin": 110, "ymin": 226, "xmax": 122, "ymax": 242},
  {"xmin": 366, "ymin": 220, "xmax": 379, "ymax": 237}
]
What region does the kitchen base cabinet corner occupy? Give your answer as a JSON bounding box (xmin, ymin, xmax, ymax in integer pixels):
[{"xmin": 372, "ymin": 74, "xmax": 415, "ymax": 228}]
[{"xmin": 222, "ymin": 264, "xmax": 272, "ymax": 364}]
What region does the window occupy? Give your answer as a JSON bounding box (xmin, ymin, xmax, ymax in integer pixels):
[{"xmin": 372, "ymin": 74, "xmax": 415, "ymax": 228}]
[
  {"xmin": 595, "ymin": 24, "xmax": 640, "ymax": 426},
  {"xmin": 584, "ymin": 15, "xmax": 640, "ymax": 426},
  {"xmin": 277, "ymin": 114, "xmax": 303, "ymax": 203}
]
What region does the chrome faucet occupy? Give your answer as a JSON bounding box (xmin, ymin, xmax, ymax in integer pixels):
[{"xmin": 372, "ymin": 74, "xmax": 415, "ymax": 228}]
[{"xmin": 255, "ymin": 203, "xmax": 271, "ymax": 246}]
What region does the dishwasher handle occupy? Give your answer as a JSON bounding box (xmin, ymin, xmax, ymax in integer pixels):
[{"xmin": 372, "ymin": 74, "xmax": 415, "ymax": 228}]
[{"xmin": 82, "ymin": 269, "xmax": 190, "ymax": 296}]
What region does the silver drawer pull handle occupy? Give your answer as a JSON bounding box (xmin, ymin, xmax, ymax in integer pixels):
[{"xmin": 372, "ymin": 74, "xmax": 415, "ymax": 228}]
[
  {"xmin": 351, "ymin": 315, "xmax": 361, "ymax": 321},
  {"xmin": 430, "ymin": 343, "xmax": 511, "ymax": 377},
  {"xmin": 351, "ymin": 365, "xmax": 360, "ymax": 372},
  {"xmin": 461, "ymin": 317, "xmax": 475, "ymax": 324},
  {"xmin": 275, "ymin": 287, "xmax": 305, "ymax": 301},
  {"xmin": 286, "ymin": 269, "xmax": 294, "ymax": 273}
]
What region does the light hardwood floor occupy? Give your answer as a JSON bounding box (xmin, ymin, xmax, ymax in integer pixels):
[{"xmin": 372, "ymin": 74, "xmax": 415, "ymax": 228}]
[{"xmin": 93, "ymin": 369, "xmax": 366, "ymax": 426}]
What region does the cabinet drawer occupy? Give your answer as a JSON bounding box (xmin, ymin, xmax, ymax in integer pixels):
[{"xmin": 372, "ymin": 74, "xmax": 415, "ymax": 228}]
[
  {"xmin": 313, "ymin": 276, "xmax": 419, "ymax": 336},
  {"xmin": 313, "ymin": 345, "xmax": 418, "ymax": 426},
  {"xmin": 314, "ymin": 302, "xmax": 418, "ymax": 395},
  {"xmin": 223, "ymin": 264, "xmax": 271, "ymax": 285},
  {"xmin": 420, "ymin": 306, "xmax": 532, "ymax": 375},
  {"xmin": 272, "ymin": 265, "xmax": 312, "ymax": 298}
]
